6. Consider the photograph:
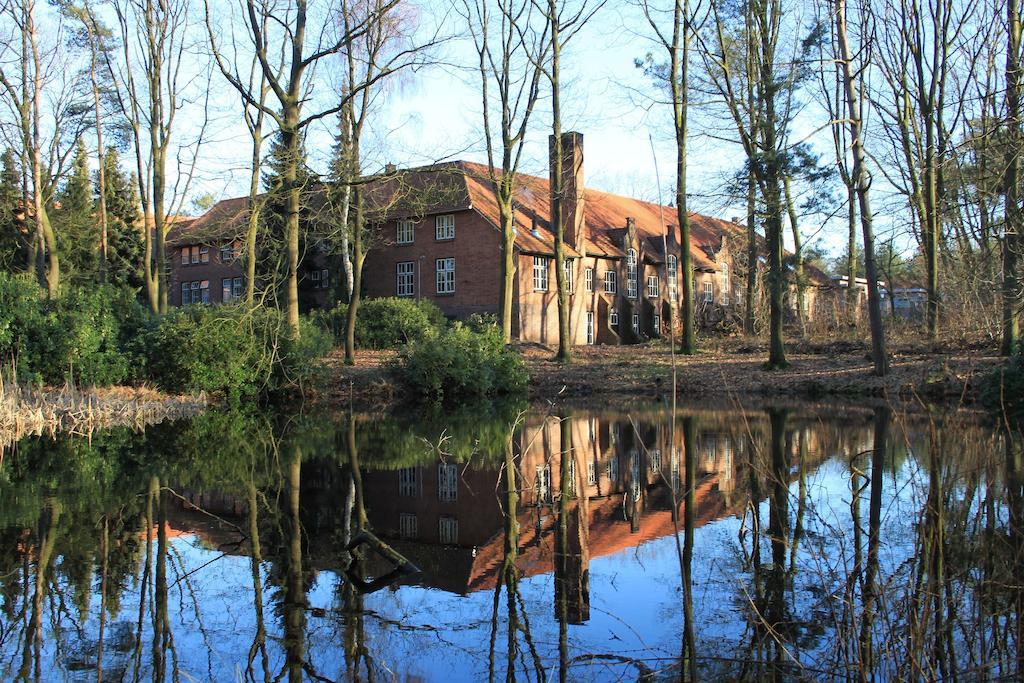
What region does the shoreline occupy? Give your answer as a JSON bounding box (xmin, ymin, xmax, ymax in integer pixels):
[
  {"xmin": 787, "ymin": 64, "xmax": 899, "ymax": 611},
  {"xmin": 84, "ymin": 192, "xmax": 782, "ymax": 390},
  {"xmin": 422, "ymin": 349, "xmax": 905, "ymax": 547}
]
[{"xmin": 305, "ymin": 338, "xmax": 1002, "ymax": 416}]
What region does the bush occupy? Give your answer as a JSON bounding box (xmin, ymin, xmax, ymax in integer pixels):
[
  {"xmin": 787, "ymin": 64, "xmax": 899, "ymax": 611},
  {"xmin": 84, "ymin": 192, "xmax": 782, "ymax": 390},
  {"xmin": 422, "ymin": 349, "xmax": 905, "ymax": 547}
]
[
  {"xmin": 139, "ymin": 305, "xmax": 331, "ymax": 400},
  {"xmin": 393, "ymin": 323, "xmax": 527, "ymax": 403},
  {"xmin": 0, "ymin": 274, "xmax": 145, "ymax": 386},
  {"xmin": 982, "ymin": 347, "xmax": 1024, "ymax": 425},
  {"xmin": 316, "ymin": 297, "xmax": 446, "ymax": 348}
]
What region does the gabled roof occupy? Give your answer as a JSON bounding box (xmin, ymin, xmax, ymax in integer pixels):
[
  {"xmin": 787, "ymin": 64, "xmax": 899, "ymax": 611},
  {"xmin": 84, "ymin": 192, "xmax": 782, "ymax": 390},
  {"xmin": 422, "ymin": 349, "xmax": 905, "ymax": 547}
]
[{"xmin": 169, "ymin": 159, "xmax": 830, "ymax": 283}]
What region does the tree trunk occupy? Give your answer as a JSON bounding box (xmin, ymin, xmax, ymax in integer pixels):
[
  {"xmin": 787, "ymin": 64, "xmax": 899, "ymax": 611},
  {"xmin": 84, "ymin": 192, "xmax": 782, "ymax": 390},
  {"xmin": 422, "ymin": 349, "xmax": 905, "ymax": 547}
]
[
  {"xmin": 836, "ymin": 0, "xmax": 888, "ymax": 376},
  {"xmin": 499, "ymin": 197, "xmax": 516, "ymax": 342},
  {"xmin": 672, "ymin": 0, "xmax": 695, "ymax": 354},
  {"xmin": 549, "ymin": 1, "xmax": 571, "ymax": 363},
  {"xmin": 846, "ymin": 183, "xmax": 858, "ymax": 323},
  {"xmin": 783, "ymin": 173, "xmax": 805, "ymax": 337},
  {"xmin": 345, "ymin": 184, "xmax": 364, "ymax": 365},
  {"xmin": 1003, "ymin": 0, "xmax": 1022, "ymax": 355},
  {"xmin": 745, "ymin": 168, "xmax": 757, "ymax": 335}
]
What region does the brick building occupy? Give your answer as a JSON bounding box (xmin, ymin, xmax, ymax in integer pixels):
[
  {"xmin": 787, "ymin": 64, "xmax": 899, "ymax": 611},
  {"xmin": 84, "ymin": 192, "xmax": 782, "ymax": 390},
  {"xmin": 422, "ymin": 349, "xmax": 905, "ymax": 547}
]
[
  {"xmin": 361, "ymin": 132, "xmax": 757, "ymax": 345},
  {"xmin": 169, "ymin": 131, "xmax": 828, "ymax": 343}
]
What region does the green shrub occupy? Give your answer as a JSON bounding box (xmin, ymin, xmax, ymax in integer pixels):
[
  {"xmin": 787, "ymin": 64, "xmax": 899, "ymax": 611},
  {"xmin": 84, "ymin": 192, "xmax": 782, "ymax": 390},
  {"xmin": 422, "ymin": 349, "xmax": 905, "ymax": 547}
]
[
  {"xmin": 465, "ymin": 312, "xmax": 499, "ymax": 333},
  {"xmin": 982, "ymin": 347, "xmax": 1024, "ymax": 425},
  {"xmin": 138, "ymin": 305, "xmax": 331, "ymax": 400},
  {"xmin": 316, "ymin": 297, "xmax": 446, "ymax": 348},
  {"xmin": 393, "ymin": 323, "xmax": 527, "ymax": 403},
  {"xmin": 0, "ymin": 274, "xmax": 146, "ymax": 386}
]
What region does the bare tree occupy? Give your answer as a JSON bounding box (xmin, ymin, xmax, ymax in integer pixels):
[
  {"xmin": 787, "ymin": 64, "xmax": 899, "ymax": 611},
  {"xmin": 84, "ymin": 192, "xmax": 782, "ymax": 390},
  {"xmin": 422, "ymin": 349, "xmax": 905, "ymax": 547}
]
[
  {"xmin": 543, "ymin": 0, "xmax": 604, "ymax": 364},
  {"xmin": 637, "ymin": 0, "xmax": 699, "ymax": 354},
  {"xmin": 702, "ymin": 0, "xmax": 804, "ymax": 368},
  {"xmin": 106, "ymin": 0, "xmax": 207, "ymax": 313},
  {"xmin": 872, "ymin": 0, "xmax": 977, "ymax": 340},
  {"xmin": 0, "ymin": 0, "xmax": 78, "ymax": 298},
  {"xmin": 1003, "ymin": 0, "xmax": 1022, "ymax": 354},
  {"xmin": 206, "ymin": 0, "xmax": 423, "ymax": 337},
  {"xmin": 831, "ymin": 0, "xmax": 888, "ymax": 376},
  {"xmin": 462, "ymin": 0, "xmax": 548, "ymax": 343}
]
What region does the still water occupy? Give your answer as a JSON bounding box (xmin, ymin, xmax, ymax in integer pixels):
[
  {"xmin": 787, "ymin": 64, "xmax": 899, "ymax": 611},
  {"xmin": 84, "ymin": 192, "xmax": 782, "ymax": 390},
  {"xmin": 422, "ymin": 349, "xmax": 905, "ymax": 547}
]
[{"xmin": 0, "ymin": 402, "xmax": 1020, "ymax": 681}]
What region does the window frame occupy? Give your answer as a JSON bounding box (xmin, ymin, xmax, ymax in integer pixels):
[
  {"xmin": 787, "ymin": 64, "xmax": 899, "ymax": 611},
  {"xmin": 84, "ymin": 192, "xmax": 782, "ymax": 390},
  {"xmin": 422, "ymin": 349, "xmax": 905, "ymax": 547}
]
[
  {"xmin": 703, "ymin": 281, "xmax": 714, "ymax": 303},
  {"xmin": 610, "ymin": 309, "xmax": 619, "ymax": 326},
  {"xmin": 647, "ymin": 274, "xmax": 660, "ymax": 298},
  {"xmin": 397, "ymin": 219, "xmax": 416, "ymax": 245},
  {"xmin": 667, "ymin": 254, "xmax": 678, "ymax": 296},
  {"xmin": 604, "ymin": 269, "xmax": 617, "ymax": 294},
  {"xmin": 564, "ymin": 259, "xmax": 574, "ymax": 293},
  {"xmin": 585, "ymin": 267, "xmax": 594, "ymax": 292},
  {"xmin": 435, "ymin": 214, "xmax": 455, "ymax": 241},
  {"xmin": 436, "ymin": 257, "xmax": 456, "ymax": 295},
  {"xmin": 199, "ymin": 245, "xmax": 210, "ymax": 264},
  {"xmin": 626, "ymin": 249, "xmax": 638, "ymax": 299},
  {"xmin": 631, "ymin": 312, "xmax": 640, "ymax": 334},
  {"xmin": 396, "ymin": 261, "xmax": 415, "ymax": 297},
  {"xmin": 533, "ymin": 256, "xmax": 549, "ymax": 292}
]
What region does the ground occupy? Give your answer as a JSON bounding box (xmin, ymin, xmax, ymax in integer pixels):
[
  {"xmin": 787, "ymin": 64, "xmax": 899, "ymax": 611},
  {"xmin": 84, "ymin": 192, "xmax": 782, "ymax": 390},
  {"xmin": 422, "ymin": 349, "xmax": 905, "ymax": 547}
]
[{"xmin": 306, "ymin": 336, "xmax": 1003, "ymax": 413}]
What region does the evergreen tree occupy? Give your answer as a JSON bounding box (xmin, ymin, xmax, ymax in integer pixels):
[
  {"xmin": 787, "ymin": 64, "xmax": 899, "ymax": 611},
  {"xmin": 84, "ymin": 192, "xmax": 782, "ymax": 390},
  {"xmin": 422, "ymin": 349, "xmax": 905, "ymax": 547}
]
[
  {"xmin": 55, "ymin": 140, "xmax": 99, "ymax": 282},
  {"xmin": 0, "ymin": 149, "xmax": 26, "ymax": 272},
  {"xmin": 259, "ymin": 132, "xmax": 318, "ymax": 308},
  {"xmin": 101, "ymin": 147, "xmax": 144, "ymax": 290}
]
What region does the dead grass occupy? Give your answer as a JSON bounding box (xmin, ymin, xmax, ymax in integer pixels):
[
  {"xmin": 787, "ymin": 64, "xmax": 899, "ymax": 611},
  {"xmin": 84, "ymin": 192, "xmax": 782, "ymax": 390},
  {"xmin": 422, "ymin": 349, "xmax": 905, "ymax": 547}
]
[{"xmin": 0, "ymin": 382, "xmax": 209, "ymax": 453}]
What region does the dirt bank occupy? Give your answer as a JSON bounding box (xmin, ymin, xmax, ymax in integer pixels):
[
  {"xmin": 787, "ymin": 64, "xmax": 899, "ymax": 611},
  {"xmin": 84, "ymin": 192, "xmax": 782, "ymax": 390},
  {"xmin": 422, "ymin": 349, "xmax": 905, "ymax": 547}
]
[{"xmin": 307, "ymin": 338, "xmax": 1002, "ymax": 413}]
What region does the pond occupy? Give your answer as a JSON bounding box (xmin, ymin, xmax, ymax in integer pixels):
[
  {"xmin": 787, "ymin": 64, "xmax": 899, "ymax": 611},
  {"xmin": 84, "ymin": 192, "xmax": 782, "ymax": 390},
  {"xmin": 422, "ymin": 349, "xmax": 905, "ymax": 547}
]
[{"xmin": 0, "ymin": 401, "xmax": 1020, "ymax": 681}]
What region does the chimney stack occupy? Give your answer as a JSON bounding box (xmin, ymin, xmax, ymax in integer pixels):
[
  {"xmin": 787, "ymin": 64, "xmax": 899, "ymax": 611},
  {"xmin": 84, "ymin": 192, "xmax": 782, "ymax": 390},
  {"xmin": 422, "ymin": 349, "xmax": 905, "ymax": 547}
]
[{"xmin": 549, "ymin": 132, "xmax": 587, "ymax": 254}]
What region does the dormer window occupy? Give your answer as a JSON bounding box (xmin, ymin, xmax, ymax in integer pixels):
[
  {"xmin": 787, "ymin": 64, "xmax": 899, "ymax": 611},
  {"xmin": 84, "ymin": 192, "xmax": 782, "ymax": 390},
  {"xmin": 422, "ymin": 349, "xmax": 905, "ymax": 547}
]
[{"xmin": 435, "ymin": 214, "xmax": 455, "ymax": 241}]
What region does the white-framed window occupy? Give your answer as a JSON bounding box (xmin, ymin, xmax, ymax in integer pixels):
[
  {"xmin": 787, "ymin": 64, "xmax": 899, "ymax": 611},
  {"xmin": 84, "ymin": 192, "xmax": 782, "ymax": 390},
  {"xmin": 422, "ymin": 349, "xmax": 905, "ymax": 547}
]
[
  {"xmin": 604, "ymin": 269, "xmax": 617, "ymax": 294},
  {"xmin": 606, "ymin": 457, "xmax": 618, "ymax": 483},
  {"xmin": 587, "ymin": 462, "xmax": 597, "ymax": 486},
  {"xmin": 586, "ymin": 311, "xmax": 595, "ymax": 345},
  {"xmin": 536, "ymin": 465, "xmax": 551, "ymax": 503},
  {"xmin": 585, "ymin": 267, "xmax": 594, "ymax": 292},
  {"xmin": 396, "ymin": 261, "xmax": 415, "ymax": 297},
  {"xmin": 720, "ymin": 263, "xmax": 730, "ymax": 305},
  {"xmin": 647, "ymin": 275, "xmax": 660, "ymax": 298},
  {"xmin": 438, "ymin": 462, "xmax": 458, "ymax": 502},
  {"xmin": 610, "ymin": 309, "xmax": 619, "ymax": 326},
  {"xmin": 533, "ymin": 256, "xmax": 549, "ymax": 291},
  {"xmin": 667, "ymin": 254, "xmax": 678, "ymax": 296},
  {"xmin": 654, "ymin": 314, "xmax": 661, "ymax": 334},
  {"xmin": 320, "ymin": 269, "xmax": 329, "ymax": 288},
  {"xmin": 181, "ymin": 247, "xmax": 189, "ymax": 265},
  {"xmin": 567, "ymin": 457, "xmax": 577, "ymax": 496},
  {"xmin": 182, "ymin": 280, "xmax": 210, "ymax": 305},
  {"xmin": 399, "ymin": 513, "xmax": 418, "ymax": 539},
  {"xmin": 397, "ymin": 219, "xmax": 415, "ymax": 245},
  {"xmin": 436, "ymin": 258, "xmax": 455, "ymax": 294},
  {"xmin": 199, "ymin": 245, "xmax": 210, "ymax": 264},
  {"xmin": 311, "ymin": 269, "xmax": 320, "ymax": 286},
  {"xmin": 435, "ymin": 214, "xmax": 455, "ymax": 240},
  {"xmin": 233, "ymin": 277, "xmax": 243, "ymax": 299},
  {"xmin": 222, "ymin": 278, "xmax": 233, "ymax": 302},
  {"xmin": 632, "ymin": 313, "xmax": 640, "ymax": 334},
  {"xmin": 650, "ymin": 449, "xmax": 661, "ymax": 474},
  {"xmin": 439, "ymin": 516, "xmax": 458, "ymax": 545},
  {"xmin": 190, "ymin": 246, "xmax": 199, "ymax": 265},
  {"xmin": 626, "ymin": 249, "xmax": 638, "ymax": 299},
  {"xmin": 399, "ymin": 467, "xmax": 418, "ymax": 497},
  {"xmin": 564, "ymin": 259, "xmax": 574, "ymax": 293},
  {"xmin": 703, "ymin": 281, "xmax": 714, "ymax": 303}
]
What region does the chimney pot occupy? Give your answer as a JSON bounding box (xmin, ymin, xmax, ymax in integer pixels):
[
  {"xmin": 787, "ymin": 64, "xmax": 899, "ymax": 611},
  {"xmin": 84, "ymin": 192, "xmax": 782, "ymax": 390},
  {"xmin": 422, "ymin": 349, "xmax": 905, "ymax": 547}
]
[{"xmin": 385, "ymin": 163, "xmax": 397, "ymax": 174}]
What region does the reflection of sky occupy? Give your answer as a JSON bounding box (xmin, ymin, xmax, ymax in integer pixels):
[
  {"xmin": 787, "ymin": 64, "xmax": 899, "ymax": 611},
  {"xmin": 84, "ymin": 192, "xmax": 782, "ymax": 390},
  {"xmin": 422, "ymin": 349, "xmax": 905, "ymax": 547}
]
[{"xmin": 5, "ymin": 452, "xmax": 940, "ymax": 682}]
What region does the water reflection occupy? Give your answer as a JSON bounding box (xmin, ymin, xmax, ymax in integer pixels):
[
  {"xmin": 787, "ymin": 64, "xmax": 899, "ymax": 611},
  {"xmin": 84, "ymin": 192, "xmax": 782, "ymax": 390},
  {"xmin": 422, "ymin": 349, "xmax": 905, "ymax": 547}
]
[{"xmin": 0, "ymin": 404, "xmax": 1020, "ymax": 680}]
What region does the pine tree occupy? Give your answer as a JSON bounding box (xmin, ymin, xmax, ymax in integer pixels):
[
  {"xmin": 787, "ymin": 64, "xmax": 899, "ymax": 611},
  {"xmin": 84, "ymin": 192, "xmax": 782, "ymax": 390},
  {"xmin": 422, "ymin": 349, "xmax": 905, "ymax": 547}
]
[
  {"xmin": 0, "ymin": 149, "xmax": 26, "ymax": 271},
  {"xmin": 55, "ymin": 140, "xmax": 99, "ymax": 282},
  {"xmin": 101, "ymin": 147, "xmax": 144, "ymax": 290}
]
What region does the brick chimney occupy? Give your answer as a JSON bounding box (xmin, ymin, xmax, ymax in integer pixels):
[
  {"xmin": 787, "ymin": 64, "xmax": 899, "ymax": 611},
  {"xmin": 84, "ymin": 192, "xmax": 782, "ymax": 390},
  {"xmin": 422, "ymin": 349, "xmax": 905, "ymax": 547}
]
[{"xmin": 549, "ymin": 131, "xmax": 586, "ymax": 254}]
